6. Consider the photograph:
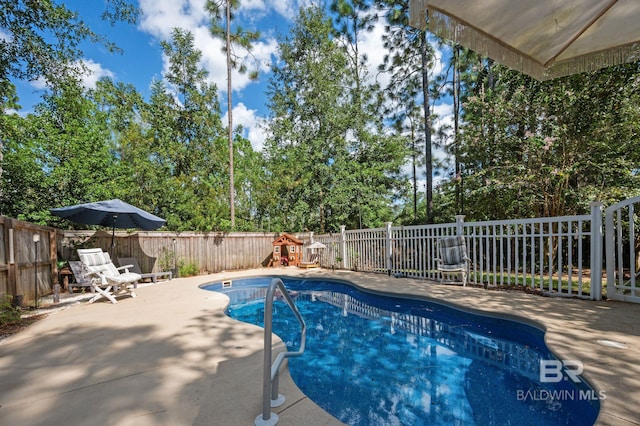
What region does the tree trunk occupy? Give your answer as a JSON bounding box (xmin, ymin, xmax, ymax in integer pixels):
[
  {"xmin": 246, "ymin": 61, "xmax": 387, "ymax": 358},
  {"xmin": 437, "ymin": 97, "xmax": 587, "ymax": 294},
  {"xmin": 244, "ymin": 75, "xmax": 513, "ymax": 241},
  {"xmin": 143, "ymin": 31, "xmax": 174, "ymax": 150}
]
[
  {"xmin": 453, "ymin": 45, "xmax": 462, "ymax": 214},
  {"xmin": 226, "ymin": 0, "xmax": 235, "ymax": 229},
  {"xmin": 421, "ymin": 34, "xmax": 433, "ymax": 224},
  {"xmin": 411, "ymin": 123, "xmax": 418, "ymax": 221}
]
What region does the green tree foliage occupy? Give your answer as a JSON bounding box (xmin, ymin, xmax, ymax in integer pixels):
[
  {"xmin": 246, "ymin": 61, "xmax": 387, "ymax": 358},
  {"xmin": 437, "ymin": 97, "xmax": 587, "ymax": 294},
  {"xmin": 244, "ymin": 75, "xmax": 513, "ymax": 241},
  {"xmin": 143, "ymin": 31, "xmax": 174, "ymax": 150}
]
[
  {"xmin": 206, "ymin": 0, "xmax": 260, "ymax": 229},
  {"xmin": 330, "ymin": 0, "xmax": 408, "ymax": 228},
  {"xmin": 2, "ymin": 81, "xmax": 119, "ymax": 223},
  {"xmin": 4, "ymin": 1, "xmax": 640, "ymax": 235},
  {"xmin": 458, "ymin": 63, "xmax": 640, "ymax": 220},
  {"xmin": 378, "ymin": 0, "xmax": 436, "ymax": 223},
  {"xmin": 264, "ymin": 4, "xmax": 404, "ymax": 233},
  {"xmin": 89, "ymin": 78, "xmax": 163, "ymax": 214},
  {"xmin": 147, "ymin": 29, "xmax": 229, "ymax": 230},
  {"xmin": 0, "ymin": 111, "xmax": 48, "ymax": 219},
  {"xmin": 0, "ymin": 0, "xmax": 138, "ymax": 219},
  {"xmin": 265, "ymin": 5, "xmax": 352, "ymax": 233},
  {"xmin": 0, "ymin": 0, "xmax": 138, "ymax": 88},
  {"xmin": 1, "ymin": 27, "xmax": 250, "ymax": 232}
]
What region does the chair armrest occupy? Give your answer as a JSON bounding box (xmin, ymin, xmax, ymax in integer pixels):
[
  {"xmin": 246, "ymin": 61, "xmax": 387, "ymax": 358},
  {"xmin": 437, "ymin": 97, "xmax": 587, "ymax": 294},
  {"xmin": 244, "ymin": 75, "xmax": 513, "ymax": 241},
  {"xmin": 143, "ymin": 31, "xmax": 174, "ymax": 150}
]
[{"xmin": 117, "ymin": 264, "xmax": 133, "ymax": 273}]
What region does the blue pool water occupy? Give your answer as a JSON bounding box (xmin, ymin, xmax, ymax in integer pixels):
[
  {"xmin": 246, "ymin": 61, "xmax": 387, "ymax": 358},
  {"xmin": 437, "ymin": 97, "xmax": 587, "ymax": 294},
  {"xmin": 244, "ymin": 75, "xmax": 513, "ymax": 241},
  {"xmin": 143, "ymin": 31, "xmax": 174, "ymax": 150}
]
[{"xmin": 202, "ymin": 277, "xmax": 600, "ymax": 425}]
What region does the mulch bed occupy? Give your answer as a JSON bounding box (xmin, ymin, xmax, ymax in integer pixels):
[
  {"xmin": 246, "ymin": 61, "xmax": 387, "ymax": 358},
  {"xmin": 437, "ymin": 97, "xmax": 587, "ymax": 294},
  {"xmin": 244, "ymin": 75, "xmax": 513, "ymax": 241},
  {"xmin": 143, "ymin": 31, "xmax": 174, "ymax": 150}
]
[{"xmin": 0, "ymin": 313, "xmax": 48, "ymax": 342}]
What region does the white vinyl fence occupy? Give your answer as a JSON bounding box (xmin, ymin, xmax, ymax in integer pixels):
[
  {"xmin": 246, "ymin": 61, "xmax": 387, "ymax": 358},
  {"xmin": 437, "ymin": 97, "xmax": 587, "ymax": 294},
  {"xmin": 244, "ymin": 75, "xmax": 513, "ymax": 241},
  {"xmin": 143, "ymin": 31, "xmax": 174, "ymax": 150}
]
[
  {"xmin": 605, "ymin": 195, "xmax": 640, "ymax": 303},
  {"xmin": 315, "ymin": 202, "xmax": 605, "ymax": 301}
]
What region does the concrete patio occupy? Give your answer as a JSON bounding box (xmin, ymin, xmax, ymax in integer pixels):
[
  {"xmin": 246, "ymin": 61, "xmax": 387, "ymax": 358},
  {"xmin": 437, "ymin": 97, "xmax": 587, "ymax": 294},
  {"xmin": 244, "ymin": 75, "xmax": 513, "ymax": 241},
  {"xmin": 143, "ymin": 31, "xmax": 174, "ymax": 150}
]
[{"xmin": 1, "ymin": 268, "xmax": 639, "ymax": 425}]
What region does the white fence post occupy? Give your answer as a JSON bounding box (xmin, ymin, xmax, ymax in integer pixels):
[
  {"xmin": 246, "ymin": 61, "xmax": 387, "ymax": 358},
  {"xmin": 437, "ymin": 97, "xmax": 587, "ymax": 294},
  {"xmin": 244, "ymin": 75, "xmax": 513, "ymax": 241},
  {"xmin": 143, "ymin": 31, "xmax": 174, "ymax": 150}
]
[
  {"xmin": 340, "ymin": 225, "xmax": 347, "ymax": 269},
  {"xmin": 386, "ymin": 222, "xmax": 393, "ymax": 275},
  {"xmin": 455, "ymin": 215, "xmax": 465, "ymax": 235},
  {"xmin": 590, "ymin": 201, "xmax": 603, "ymax": 300}
]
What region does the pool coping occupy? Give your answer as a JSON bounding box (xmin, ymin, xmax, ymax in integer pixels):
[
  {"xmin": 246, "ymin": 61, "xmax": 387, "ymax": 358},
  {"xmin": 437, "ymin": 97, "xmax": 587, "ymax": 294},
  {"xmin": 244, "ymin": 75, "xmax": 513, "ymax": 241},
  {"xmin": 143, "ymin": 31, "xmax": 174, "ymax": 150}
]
[{"xmin": 0, "ymin": 267, "xmax": 638, "ymax": 425}]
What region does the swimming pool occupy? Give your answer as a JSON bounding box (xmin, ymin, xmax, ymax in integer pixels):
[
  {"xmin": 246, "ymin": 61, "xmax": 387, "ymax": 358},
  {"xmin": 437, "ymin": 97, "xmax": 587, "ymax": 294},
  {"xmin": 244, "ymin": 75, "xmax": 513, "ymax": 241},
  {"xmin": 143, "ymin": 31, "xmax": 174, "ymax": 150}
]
[{"xmin": 202, "ymin": 277, "xmax": 600, "ymax": 425}]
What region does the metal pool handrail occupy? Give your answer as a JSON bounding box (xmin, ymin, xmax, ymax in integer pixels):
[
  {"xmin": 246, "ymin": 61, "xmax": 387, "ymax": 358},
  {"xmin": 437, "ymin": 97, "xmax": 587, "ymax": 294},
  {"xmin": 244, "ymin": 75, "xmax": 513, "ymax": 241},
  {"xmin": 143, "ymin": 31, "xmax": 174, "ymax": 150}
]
[{"xmin": 255, "ymin": 278, "xmax": 307, "ymax": 426}]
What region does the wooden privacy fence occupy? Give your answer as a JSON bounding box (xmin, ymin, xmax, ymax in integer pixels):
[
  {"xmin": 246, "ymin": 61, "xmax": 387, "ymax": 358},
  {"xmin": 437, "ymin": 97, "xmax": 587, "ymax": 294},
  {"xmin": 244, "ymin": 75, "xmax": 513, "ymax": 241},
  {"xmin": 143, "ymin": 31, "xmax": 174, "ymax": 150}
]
[
  {"xmin": 2, "ymin": 216, "xmax": 316, "ymax": 301},
  {"xmin": 1, "ymin": 216, "xmax": 57, "ymax": 304},
  {"xmin": 58, "ymin": 230, "xmax": 313, "ymax": 277}
]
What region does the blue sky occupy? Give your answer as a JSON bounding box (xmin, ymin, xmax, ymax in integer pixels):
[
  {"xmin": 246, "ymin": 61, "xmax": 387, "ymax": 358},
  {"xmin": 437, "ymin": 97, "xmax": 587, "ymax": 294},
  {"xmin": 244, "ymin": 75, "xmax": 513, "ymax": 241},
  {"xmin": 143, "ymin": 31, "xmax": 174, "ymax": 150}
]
[
  {"xmin": 12, "ymin": 0, "xmax": 452, "ymax": 184},
  {"xmin": 14, "ymin": 1, "xmax": 306, "ymax": 150}
]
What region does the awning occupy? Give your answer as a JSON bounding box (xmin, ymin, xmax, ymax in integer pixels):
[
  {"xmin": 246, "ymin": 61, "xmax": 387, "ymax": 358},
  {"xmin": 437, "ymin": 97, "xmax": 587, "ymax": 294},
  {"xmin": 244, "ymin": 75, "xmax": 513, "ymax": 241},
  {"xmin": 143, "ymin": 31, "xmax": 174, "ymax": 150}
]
[{"xmin": 409, "ymin": 0, "xmax": 640, "ymax": 80}]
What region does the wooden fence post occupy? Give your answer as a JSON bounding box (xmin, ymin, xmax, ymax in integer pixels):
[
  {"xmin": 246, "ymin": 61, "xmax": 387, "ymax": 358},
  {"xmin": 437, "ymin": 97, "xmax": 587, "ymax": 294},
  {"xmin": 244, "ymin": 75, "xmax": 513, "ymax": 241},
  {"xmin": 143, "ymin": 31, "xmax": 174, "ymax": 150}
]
[
  {"xmin": 4, "ymin": 218, "xmax": 17, "ymax": 298},
  {"xmin": 49, "ymin": 229, "xmax": 58, "ymax": 285}
]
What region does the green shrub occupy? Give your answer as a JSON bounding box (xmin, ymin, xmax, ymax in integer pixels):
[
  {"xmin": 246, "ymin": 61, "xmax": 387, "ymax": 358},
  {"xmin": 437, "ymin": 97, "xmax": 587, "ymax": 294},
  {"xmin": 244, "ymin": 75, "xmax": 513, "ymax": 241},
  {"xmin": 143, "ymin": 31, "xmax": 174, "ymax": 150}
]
[
  {"xmin": 158, "ymin": 246, "xmax": 176, "ymax": 272},
  {"xmin": 0, "ymin": 294, "xmax": 21, "ymax": 325},
  {"xmin": 178, "ymin": 261, "xmax": 199, "ymax": 277}
]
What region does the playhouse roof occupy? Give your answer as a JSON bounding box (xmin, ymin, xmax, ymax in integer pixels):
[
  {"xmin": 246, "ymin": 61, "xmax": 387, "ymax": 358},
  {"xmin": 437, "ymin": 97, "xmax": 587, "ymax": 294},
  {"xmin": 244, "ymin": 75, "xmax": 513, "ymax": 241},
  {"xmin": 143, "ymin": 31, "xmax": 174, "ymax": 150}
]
[{"xmin": 272, "ymin": 233, "xmax": 303, "ymax": 246}]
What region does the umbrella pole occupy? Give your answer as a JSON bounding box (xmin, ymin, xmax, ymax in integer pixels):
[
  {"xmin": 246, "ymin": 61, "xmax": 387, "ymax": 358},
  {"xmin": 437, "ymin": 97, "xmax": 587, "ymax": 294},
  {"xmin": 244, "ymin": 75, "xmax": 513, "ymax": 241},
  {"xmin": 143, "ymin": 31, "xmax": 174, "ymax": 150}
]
[{"xmin": 110, "ymin": 215, "xmax": 117, "ymax": 254}]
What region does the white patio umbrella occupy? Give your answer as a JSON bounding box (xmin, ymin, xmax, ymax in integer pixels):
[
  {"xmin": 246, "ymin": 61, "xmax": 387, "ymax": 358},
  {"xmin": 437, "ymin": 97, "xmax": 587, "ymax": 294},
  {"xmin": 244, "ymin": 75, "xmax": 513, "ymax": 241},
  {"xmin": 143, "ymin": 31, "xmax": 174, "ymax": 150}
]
[
  {"xmin": 409, "ymin": 0, "xmax": 640, "ymax": 81},
  {"xmin": 307, "ymin": 242, "xmax": 327, "ymax": 250},
  {"xmin": 303, "ymin": 241, "xmax": 327, "ymax": 263}
]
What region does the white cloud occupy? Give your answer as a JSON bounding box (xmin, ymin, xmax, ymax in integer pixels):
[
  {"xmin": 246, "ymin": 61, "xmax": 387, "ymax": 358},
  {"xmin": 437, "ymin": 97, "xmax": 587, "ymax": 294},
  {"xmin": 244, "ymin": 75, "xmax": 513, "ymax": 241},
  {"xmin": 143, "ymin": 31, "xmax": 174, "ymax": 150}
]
[
  {"xmin": 359, "ymin": 17, "xmax": 389, "ymax": 89},
  {"xmin": 197, "ymin": 32, "xmax": 278, "ymax": 94},
  {"xmin": 138, "ymin": 0, "xmax": 279, "ymax": 96},
  {"xmin": 81, "ymin": 59, "xmax": 115, "ymax": 89},
  {"xmin": 28, "ymin": 77, "xmax": 48, "ymax": 91},
  {"xmin": 138, "ymin": 0, "xmax": 206, "ymax": 39},
  {"xmin": 433, "ymin": 102, "xmax": 453, "ymax": 135},
  {"xmin": 237, "ymin": 1, "xmax": 313, "ymax": 29},
  {"xmin": 251, "ymin": 37, "xmax": 279, "ymax": 73},
  {"xmin": 265, "ymin": 0, "xmax": 306, "ymax": 20},
  {"xmin": 224, "ymin": 102, "xmax": 266, "ymax": 151},
  {"xmin": 27, "ymin": 59, "xmax": 114, "ymax": 91},
  {"xmin": 247, "ymin": 118, "xmax": 268, "ymax": 152},
  {"xmin": 429, "ymin": 36, "xmax": 447, "ymax": 77},
  {"xmin": 432, "ymin": 101, "xmax": 454, "ymax": 165},
  {"xmin": 239, "ymin": 0, "xmax": 267, "ymax": 14},
  {"xmin": 4, "ymin": 108, "xmax": 21, "ymax": 116},
  {"xmin": 0, "ymin": 28, "xmax": 12, "ymax": 42}
]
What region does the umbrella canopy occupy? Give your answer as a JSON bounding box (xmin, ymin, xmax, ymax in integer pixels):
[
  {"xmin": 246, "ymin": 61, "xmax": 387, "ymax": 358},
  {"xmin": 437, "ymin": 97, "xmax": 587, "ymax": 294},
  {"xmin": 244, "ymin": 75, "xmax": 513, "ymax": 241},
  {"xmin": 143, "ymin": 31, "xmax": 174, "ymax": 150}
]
[
  {"xmin": 51, "ymin": 199, "xmax": 166, "ymax": 250},
  {"xmin": 409, "ymin": 0, "xmax": 640, "ymax": 81},
  {"xmin": 307, "ymin": 241, "xmax": 327, "ymax": 250}
]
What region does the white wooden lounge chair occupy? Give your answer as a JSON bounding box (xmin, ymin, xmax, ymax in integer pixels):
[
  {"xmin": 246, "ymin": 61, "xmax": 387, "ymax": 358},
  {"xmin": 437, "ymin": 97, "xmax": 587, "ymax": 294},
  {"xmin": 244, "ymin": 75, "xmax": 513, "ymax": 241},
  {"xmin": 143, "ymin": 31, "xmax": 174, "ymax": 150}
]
[
  {"xmin": 117, "ymin": 257, "xmax": 172, "ymax": 283},
  {"xmin": 434, "ymin": 236, "xmax": 471, "ymax": 286},
  {"xmin": 78, "ymin": 248, "xmax": 141, "ymax": 303}
]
